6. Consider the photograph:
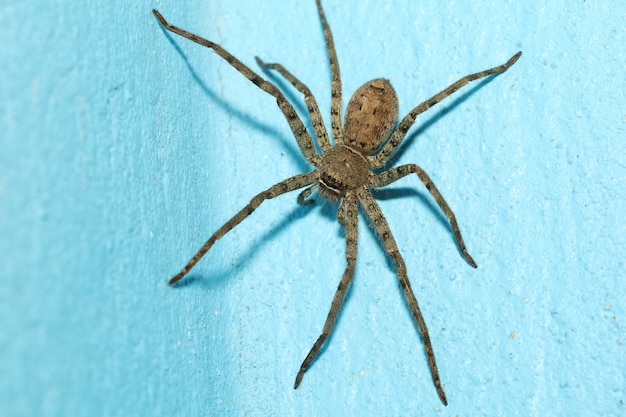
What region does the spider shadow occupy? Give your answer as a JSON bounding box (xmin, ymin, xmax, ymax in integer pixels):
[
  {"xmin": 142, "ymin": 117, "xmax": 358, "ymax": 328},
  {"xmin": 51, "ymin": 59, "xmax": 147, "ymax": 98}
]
[
  {"xmin": 169, "ymin": 196, "xmax": 319, "ymax": 290},
  {"xmin": 303, "ymin": 187, "xmax": 455, "ymax": 264},
  {"xmin": 373, "ymin": 187, "xmax": 449, "ymax": 230},
  {"xmin": 383, "ymin": 75, "xmax": 504, "ymax": 168},
  {"xmin": 375, "ymin": 185, "xmax": 476, "ymax": 277},
  {"xmin": 167, "ymin": 273, "xmax": 216, "ymax": 290},
  {"xmin": 362, "ymin": 188, "xmax": 463, "ymax": 362},
  {"xmin": 256, "ymin": 62, "xmax": 328, "ymax": 154},
  {"xmin": 156, "ymin": 25, "xmax": 312, "ymax": 174},
  {"xmin": 367, "ymin": 187, "xmax": 452, "ymax": 260},
  {"xmin": 290, "ymin": 188, "xmax": 452, "ymax": 374}
]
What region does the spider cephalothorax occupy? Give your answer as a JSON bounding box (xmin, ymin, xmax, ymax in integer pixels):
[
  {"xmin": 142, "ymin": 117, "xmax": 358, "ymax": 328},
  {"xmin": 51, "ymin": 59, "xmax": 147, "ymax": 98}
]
[
  {"xmin": 318, "ymin": 145, "xmax": 370, "ymax": 202},
  {"xmin": 154, "ymin": 0, "xmax": 520, "ymax": 406}
]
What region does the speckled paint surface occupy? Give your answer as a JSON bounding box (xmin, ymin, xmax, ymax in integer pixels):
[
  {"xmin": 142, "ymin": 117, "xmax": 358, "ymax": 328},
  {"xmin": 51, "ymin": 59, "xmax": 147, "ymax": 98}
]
[{"xmin": 1, "ymin": 1, "xmax": 624, "ymax": 416}]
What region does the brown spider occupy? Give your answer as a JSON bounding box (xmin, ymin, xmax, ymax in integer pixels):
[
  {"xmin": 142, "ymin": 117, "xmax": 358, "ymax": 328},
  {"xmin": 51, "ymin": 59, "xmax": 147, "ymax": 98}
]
[{"xmin": 154, "ymin": 0, "xmax": 520, "ymax": 406}]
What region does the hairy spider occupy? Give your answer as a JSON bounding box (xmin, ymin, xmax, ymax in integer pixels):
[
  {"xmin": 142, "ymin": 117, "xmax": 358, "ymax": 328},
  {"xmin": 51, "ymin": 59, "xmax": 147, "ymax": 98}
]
[{"xmin": 154, "ymin": 1, "xmax": 520, "ymax": 406}]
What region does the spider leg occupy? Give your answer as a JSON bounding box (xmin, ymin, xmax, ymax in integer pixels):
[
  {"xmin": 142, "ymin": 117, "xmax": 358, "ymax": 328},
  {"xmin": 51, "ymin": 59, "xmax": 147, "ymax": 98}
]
[
  {"xmin": 255, "ymin": 57, "xmax": 331, "ymax": 152},
  {"xmin": 371, "ymin": 165, "xmax": 477, "ymax": 268},
  {"xmin": 294, "ymin": 191, "xmax": 358, "ymax": 388},
  {"xmin": 169, "ymin": 171, "xmax": 317, "ymax": 285},
  {"xmin": 357, "ymin": 187, "xmax": 448, "ymax": 406},
  {"xmin": 371, "ymin": 51, "xmax": 522, "ymax": 167},
  {"xmin": 153, "ymin": 10, "xmax": 321, "ymax": 167},
  {"xmin": 315, "ymin": 0, "xmax": 344, "ymax": 143}
]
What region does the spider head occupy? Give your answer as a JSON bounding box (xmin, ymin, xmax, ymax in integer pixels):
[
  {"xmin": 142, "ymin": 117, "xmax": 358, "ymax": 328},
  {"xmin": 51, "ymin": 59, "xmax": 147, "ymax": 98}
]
[
  {"xmin": 318, "ymin": 145, "xmax": 370, "ymax": 203},
  {"xmin": 343, "ymin": 78, "xmax": 398, "ymax": 155},
  {"xmin": 317, "ymin": 183, "xmax": 342, "ymax": 203}
]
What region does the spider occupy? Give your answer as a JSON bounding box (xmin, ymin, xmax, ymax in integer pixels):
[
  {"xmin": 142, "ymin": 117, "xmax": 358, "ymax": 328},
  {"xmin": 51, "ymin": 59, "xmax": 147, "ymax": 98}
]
[{"xmin": 153, "ymin": 0, "xmax": 520, "ymax": 406}]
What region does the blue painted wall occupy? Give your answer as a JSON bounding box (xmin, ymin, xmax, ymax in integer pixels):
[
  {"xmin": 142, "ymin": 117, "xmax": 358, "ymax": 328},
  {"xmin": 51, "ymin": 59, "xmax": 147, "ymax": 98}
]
[{"xmin": 1, "ymin": 0, "xmax": 624, "ymax": 416}]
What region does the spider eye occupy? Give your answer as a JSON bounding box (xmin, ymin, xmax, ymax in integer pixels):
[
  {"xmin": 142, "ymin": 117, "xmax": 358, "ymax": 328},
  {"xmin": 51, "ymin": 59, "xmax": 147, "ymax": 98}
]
[{"xmin": 344, "ymin": 78, "xmax": 399, "ymax": 155}]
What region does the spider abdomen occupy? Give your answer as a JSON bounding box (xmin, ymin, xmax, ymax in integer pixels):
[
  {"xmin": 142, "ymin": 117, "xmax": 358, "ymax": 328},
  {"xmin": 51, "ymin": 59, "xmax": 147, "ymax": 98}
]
[
  {"xmin": 318, "ymin": 145, "xmax": 370, "ymax": 202},
  {"xmin": 344, "ymin": 78, "xmax": 399, "ymax": 155}
]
